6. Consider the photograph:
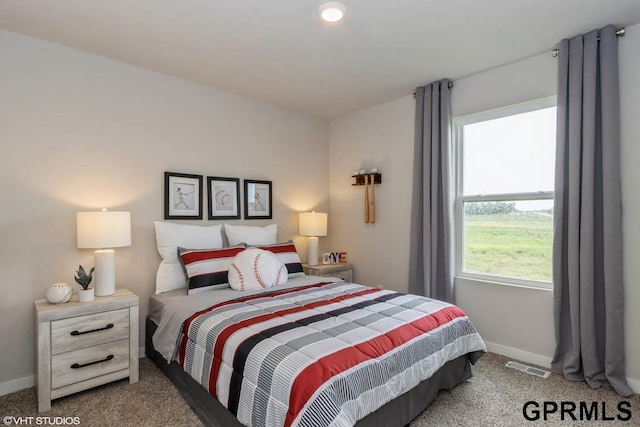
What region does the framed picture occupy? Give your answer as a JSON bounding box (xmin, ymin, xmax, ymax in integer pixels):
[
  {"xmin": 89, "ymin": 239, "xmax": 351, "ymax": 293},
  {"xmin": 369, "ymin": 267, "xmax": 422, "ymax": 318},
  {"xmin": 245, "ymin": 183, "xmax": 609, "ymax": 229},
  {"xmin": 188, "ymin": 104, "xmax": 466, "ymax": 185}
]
[
  {"xmin": 164, "ymin": 172, "xmax": 203, "ymax": 220},
  {"xmin": 207, "ymin": 176, "xmax": 240, "ymax": 220},
  {"xmin": 244, "ymin": 179, "xmax": 272, "ymax": 219}
]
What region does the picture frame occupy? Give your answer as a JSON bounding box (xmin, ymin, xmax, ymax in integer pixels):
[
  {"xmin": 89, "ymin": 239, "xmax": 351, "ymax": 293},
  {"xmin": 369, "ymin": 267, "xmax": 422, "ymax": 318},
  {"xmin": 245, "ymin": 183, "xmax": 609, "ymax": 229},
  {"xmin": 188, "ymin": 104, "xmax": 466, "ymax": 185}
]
[
  {"xmin": 207, "ymin": 176, "xmax": 240, "ymax": 220},
  {"xmin": 164, "ymin": 172, "xmax": 203, "ymax": 220},
  {"xmin": 244, "ymin": 179, "xmax": 272, "ymax": 219}
]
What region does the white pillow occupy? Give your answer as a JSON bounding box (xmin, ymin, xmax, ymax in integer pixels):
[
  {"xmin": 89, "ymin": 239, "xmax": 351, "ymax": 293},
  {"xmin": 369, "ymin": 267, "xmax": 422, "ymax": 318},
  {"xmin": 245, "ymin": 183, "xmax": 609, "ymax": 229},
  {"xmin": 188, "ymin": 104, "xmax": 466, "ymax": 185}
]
[
  {"xmin": 154, "ymin": 221, "xmax": 223, "ymax": 294},
  {"xmin": 228, "ymin": 248, "xmax": 288, "ymax": 291},
  {"xmin": 224, "ymin": 223, "xmax": 277, "ymax": 246}
]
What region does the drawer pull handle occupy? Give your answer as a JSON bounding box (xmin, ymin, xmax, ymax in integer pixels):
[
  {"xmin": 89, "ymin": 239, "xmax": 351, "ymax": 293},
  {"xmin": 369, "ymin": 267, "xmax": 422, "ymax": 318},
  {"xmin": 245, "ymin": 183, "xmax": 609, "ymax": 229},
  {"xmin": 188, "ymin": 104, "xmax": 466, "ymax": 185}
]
[
  {"xmin": 71, "ymin": 354, "xmax": 114, "ymax": 369},
  {"xmin": 70, "ymin": 323, "xmax": 114, "ymax": 336}
]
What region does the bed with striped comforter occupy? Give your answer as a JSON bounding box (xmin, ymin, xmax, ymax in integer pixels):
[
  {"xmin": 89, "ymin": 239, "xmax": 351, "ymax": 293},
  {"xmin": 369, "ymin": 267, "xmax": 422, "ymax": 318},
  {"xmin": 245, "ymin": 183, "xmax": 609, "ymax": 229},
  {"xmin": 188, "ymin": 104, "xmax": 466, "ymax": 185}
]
[{"xmin": 176, "ymin": 280, "xmax": 486, "ymax": 427}]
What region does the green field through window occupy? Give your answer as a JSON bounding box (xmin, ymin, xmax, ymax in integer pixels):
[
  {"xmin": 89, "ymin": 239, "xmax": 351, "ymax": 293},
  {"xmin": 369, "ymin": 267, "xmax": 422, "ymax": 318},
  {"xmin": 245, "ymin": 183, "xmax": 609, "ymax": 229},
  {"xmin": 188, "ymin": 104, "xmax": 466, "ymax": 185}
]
[{"xmin": 464, "ymin": 211, "xmax": 553, "ymax": 282}]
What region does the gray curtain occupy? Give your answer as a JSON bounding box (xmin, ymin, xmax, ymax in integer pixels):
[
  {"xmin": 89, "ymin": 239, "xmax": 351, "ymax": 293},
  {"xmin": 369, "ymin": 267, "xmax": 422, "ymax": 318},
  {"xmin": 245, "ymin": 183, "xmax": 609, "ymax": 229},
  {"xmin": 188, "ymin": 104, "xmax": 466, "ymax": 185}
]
[
  {"xmin": 552, "ymin": 25, "xmax": 632, "ymax": 397},
  {"xmin": 409, "ymin": 79, "xmax": 453, "ymax": 302}
]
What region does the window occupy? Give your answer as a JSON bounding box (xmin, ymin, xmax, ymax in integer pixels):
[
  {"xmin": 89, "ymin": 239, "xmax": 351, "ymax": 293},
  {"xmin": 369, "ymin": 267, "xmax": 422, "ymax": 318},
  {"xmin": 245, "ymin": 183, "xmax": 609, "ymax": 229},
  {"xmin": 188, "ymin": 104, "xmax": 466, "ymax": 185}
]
[{"xmin": 455, "ymin": 98, "xmax": 556, "ymax": 287}]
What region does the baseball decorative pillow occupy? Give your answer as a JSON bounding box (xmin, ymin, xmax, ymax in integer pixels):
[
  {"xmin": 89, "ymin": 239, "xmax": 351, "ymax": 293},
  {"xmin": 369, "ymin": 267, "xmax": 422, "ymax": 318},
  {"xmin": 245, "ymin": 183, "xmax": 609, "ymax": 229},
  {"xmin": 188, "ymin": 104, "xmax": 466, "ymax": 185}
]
[{"xmin": 228, "ymin": 248, "xmax": 288, "ymax": 291}]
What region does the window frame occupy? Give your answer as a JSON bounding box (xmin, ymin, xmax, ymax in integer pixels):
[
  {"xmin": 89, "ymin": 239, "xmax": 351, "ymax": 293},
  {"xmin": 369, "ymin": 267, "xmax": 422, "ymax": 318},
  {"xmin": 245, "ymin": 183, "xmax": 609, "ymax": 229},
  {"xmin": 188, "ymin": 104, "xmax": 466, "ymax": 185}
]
[{"xmin": 453, "ymin": 96, "xmax": 557, "ymax": 289}]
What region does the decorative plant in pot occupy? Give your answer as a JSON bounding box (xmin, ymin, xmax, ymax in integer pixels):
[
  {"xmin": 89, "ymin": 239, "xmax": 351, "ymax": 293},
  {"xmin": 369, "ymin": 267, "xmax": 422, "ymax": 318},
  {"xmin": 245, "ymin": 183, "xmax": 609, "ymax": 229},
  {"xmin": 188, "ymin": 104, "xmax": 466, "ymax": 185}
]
[{"xmin": 75, "ymin": 265, "xmax": 95, "ymax": 302}]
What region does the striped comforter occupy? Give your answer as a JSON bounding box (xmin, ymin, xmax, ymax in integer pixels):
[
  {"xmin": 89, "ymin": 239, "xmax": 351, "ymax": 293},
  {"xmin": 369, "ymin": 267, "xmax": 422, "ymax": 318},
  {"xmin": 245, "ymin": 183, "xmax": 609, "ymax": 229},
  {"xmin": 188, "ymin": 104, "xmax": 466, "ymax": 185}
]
[{"xmin": 177, "ymin": 281, "xmax": 486, "ymax": 427}]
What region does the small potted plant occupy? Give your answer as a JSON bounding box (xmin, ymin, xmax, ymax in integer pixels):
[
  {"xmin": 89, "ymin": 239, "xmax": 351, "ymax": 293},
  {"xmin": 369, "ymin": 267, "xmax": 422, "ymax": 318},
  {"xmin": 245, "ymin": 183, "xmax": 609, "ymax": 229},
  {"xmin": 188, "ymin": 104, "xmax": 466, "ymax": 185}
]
[{"xmin": 75, "ymin": 265, "xmax": 95, "ymax": 302}]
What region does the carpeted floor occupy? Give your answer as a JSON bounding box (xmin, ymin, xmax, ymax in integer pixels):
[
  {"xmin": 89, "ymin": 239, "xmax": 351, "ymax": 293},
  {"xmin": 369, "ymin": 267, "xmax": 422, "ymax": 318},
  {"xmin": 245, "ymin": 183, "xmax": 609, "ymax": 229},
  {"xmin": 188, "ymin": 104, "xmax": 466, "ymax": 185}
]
[
  {"xmin": 1, "ymin": 353, "xmax": 637, "ymax": 426},
  {"xmin": 413, "ymin": 353, "xmax": 639, "ymax": 426}
]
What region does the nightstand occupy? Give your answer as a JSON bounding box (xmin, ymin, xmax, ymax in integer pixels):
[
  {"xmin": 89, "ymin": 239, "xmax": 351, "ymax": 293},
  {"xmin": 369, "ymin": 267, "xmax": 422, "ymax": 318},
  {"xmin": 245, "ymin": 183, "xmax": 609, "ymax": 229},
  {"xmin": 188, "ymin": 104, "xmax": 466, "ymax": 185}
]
[
  {"xmin": 303, "ymin": 263, "xmax": 353, "ymax": 282},
  {"xmin": 34, "ymin": 288, "xmax": 139, "ymax": 412}
]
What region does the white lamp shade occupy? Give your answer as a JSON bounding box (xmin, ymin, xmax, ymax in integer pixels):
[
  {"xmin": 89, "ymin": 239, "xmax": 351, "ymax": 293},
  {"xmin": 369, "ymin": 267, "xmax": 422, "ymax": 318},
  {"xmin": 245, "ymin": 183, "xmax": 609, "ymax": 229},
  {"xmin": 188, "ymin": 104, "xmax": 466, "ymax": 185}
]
[
  {"xmin": 299, "ymin": 212, "xmax": 328, "ymax": 237},
  {"xmin": 77, "ymin": 210, "xmax": 130, "ymax": 297},
  {"xmin": 77, "ymin": 211, "xmax": 131, "ymax": 249}
]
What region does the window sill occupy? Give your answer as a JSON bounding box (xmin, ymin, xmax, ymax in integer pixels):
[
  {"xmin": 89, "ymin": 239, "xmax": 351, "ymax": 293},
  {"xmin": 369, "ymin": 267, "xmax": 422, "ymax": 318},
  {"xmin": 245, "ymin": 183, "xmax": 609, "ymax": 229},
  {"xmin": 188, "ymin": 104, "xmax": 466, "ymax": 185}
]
[{"xmin": 455, "ymin": 273, "xmax": 553, "ymax": 292}]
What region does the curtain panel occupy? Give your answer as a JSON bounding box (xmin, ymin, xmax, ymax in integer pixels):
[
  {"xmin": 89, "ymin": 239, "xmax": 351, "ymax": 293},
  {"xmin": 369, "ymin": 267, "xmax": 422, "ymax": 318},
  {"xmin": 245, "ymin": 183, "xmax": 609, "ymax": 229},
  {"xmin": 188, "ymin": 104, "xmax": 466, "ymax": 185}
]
[
  {"xmin": 552, "ymin": 25, "xmax": 632, "ymax": 397},
  {"xmin": 409, "ymin": 79, "xmax": 453, "ymax": 303}
]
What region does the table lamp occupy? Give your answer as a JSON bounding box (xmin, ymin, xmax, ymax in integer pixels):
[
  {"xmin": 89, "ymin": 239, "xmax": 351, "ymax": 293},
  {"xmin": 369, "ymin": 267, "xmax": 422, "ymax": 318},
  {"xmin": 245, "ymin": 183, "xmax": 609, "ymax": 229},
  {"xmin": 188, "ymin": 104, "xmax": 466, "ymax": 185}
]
[
  {"xmin": 299, "ymin": 211, "xmax": 327, "ymax": 266},
  {"xmin": 77, "ymin": 209, "xmax": 131, "ymax": 296}
]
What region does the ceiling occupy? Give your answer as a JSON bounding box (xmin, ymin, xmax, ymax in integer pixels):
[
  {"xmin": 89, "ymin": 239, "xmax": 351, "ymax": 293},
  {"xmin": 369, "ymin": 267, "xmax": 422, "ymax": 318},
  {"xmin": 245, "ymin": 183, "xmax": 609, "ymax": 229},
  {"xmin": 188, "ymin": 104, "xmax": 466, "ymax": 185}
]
[{"xmin": 1, "ymin": 1, "xmax": 640, "ymax": 119}]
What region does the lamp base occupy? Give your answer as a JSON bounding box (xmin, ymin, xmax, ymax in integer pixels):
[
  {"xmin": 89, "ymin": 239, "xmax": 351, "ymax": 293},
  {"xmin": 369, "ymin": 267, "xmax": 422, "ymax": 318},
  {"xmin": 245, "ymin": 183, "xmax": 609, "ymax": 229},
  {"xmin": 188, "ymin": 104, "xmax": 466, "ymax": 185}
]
[
  {"xmin": 307, "ymin": 236, "xmax": 319, "ymax": 266},
  {"xmin": 94, "ymin": 249, "xmax": 116, "ymax": 296}
]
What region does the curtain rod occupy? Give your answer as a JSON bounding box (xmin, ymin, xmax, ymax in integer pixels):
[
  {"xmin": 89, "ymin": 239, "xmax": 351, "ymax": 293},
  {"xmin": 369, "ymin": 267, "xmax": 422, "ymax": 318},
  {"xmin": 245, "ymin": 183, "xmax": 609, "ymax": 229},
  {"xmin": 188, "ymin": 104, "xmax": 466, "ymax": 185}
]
[
  {"xmin": 412, "ymin": 80, "xmax": 454, "ymax": 98},
  {"xmin": 552, "ymin": 27, "xmax": 625, "ymax": 57}
]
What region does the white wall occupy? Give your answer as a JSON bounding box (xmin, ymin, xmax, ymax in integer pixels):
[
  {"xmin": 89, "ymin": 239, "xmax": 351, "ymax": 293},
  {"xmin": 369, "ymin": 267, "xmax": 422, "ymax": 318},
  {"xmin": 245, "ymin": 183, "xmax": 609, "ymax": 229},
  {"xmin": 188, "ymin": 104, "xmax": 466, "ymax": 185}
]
[
  {"xmin": 329, "ymin": 24, "xmax": 640, "ymax": 391},
  {"xmin": 619, "ymin": 24, "xmax": 640, "ymax": 391},
  {"xmin": 0, "ymin": 29, "xmax": 329, "ymax": 391},
  {"xmin": 328, "ymin": 96, "xmax": 415, "ymax": 289}
]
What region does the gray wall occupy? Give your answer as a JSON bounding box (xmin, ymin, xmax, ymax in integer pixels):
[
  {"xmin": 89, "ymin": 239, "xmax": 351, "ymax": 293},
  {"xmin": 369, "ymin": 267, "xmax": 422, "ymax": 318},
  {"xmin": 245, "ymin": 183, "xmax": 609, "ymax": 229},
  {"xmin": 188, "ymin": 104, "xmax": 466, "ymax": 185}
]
[
  {"xmin": 0, "ymin": 29, "xmax": 329, "ymax": 391},
  {"xmin": 328, "ymin": 24, "xmax": 640, "ymax": 392}
]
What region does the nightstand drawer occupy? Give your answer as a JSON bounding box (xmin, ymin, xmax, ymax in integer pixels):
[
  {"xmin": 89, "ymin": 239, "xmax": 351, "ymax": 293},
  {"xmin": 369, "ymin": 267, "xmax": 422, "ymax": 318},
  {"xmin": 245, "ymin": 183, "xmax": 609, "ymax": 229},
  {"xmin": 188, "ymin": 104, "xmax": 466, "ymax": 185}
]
[
  {"xmin": 303, "ymin": 263, "xmax": 353, "ymax": 282},
  {"xmin": 51, "ymin": 339, "xmax": 129, "ymax": 389},
  {"xmin": 330, "ymin": 270, "xmax": 352, "ymax": 282},
  {"xmin": 51, "ymin": 308, "xmax": 130, "ymax": 355}
]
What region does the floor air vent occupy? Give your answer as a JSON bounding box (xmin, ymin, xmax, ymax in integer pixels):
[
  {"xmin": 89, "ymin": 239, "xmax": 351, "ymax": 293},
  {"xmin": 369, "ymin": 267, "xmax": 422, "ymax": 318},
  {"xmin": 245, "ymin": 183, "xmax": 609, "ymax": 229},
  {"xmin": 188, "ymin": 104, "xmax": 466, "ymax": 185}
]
[{"xmin": 505, "ymin": 361, "xmax": 551, "ymax": 378}]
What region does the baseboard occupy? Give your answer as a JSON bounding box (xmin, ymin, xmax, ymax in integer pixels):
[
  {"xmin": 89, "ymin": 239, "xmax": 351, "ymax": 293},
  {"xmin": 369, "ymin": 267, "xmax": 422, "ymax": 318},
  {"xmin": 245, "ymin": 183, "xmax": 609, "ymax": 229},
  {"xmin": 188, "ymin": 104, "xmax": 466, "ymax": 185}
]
[
  {"xmin": 627, "ymin": 377, "xmax": 640, "ymax": 394},
  {"xmin": 485, "ymin": 341, "xmax": 553, "ymax": 369},
  {"xmin": 0, "ymin": 375, "xmax": 34, "ymax": 397},
  {"xmin": 139, "ymin": 345, "xmax": 146, "ymax": 359}
]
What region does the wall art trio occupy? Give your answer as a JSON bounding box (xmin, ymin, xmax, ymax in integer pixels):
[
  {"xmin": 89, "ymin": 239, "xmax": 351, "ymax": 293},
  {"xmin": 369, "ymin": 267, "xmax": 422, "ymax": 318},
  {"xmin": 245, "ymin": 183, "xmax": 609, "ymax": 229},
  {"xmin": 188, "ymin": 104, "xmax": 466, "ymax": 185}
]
[{"xmin": 164, "ymin": 172, "xmax": 272, "ymax": 220}]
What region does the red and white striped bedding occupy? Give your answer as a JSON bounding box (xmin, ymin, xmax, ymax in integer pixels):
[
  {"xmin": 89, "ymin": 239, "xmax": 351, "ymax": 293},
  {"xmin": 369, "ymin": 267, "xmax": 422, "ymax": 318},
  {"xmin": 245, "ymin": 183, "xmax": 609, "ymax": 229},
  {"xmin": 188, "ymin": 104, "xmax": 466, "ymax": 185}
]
[{"xmin": 176, "ymin": 281, "xmax": 486, "ymax": 427}]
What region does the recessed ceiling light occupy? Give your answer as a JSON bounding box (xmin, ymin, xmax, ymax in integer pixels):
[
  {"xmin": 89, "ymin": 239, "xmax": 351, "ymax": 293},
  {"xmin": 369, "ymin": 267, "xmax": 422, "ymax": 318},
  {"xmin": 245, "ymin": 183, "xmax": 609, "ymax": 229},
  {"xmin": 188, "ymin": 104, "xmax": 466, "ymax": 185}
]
[{"xmin": 318, "ymin": 2, "xmax": 346, "ymax": 23}]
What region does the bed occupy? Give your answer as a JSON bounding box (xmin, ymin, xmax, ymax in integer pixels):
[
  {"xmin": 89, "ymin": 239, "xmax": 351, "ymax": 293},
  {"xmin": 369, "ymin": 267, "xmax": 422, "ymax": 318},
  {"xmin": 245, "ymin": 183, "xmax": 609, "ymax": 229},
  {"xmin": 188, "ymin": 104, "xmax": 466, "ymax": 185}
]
[
  {"xmin": 145, "ymin": 275, "xmax": 486, "ymax": 427},
  {"xmin": 147, "ymin": 222, "xmax": 485, "ymax": 426}
]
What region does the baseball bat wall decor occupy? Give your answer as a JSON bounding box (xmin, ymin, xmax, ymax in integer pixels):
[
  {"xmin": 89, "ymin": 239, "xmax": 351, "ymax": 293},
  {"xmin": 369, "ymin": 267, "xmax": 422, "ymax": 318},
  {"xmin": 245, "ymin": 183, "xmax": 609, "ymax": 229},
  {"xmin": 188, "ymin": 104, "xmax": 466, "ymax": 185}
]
[
  {"xmin": 369, "ymin": 173, "xmax": 376, "ymax": 223},
  {"xmin": 364, "ymin": 174, "xmax": 370, "ymax": 223}
]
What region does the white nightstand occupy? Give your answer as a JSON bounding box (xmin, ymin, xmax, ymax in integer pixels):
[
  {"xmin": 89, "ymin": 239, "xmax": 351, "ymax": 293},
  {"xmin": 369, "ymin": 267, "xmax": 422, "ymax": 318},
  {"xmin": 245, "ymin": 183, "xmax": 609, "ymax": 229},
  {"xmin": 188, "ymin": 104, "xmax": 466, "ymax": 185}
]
[
  {"xmin": 34, "ymin": 288, "xmax": 139, "ymax": 412},
  {"xmin": 303, "ymin": 263, "xmax": 353, "ymax": 282}
]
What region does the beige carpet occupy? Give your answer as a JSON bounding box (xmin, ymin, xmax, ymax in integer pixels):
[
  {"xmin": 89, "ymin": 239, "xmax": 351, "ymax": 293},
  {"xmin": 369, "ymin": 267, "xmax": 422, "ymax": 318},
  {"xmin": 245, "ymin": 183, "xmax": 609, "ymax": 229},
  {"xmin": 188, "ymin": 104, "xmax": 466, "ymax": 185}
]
[
  {"xmin": 1, "ymin": 353, "xmax": 637, "ymax": 426},
  {"xmin": 413, "ymin": 353, "xmax": 639, "ymax": 426}
]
